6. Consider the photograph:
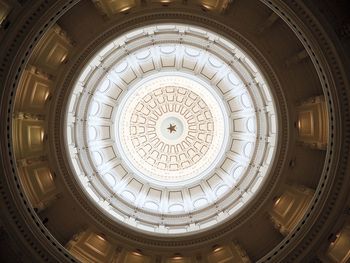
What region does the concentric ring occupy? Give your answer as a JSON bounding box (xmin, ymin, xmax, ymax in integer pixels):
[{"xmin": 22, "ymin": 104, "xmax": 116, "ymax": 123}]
[{"xmin": 66, "ymin": 23, "xmax": 277, "ymax": 235}]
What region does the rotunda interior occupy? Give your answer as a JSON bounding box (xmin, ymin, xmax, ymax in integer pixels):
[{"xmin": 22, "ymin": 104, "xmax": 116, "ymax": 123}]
[{"xmin": 0, "ymin": 0, "xmax": 349, "ymax": 262}]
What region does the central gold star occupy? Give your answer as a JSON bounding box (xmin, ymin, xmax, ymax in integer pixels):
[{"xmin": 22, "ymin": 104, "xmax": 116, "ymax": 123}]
[{"xmin": 167, "ymin": 123, "xmax": 177, "ymax": 133}]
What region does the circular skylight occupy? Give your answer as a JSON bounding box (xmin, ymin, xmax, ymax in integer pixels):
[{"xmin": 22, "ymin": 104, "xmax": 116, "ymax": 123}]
[{"xmin": 66, "ymin": 24, "xmax": 277, "ymax": 235}]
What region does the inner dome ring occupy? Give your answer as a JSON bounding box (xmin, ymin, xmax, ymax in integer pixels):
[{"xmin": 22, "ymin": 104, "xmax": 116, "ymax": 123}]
[{"xmin": 66, "ymin": 23, "xmax": 277, "ymax": 235}]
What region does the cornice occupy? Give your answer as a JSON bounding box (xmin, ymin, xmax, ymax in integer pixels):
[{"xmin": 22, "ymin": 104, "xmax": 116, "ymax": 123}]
[
  {"xmin": 0, "ymin": 0, "xmax": 80, "ymax": 262},
  {"xmin": 259, "ymin": 0, "xmax": 350, "ymax": 261},
  {"xmin": 51, "ymin": 10, "xmax": 289, "ymax": 250}
]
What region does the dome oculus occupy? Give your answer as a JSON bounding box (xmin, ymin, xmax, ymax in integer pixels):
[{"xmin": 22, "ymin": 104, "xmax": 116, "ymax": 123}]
[{"xmin": 66, "ymin": 24, "xmax": 277, "ymax": 235}]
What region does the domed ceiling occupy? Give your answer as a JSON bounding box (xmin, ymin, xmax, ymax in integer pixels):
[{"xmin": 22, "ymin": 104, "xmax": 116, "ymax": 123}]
[{"xmin": 0, "ymin": 0, "xmax": 349, "ymax": 262}]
